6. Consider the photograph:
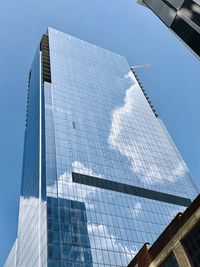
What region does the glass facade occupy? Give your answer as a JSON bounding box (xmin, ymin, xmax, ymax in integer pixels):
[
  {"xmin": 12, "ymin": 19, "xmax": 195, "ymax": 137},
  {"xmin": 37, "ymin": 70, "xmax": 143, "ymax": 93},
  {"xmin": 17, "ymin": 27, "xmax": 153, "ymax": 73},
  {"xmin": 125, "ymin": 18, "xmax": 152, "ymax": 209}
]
[
  {"xmin": 4, "ymin": 28, "xmax": 198, "ymax": 267},
  {"xmin": 4, "ymin": 240, "xmax": 17, "ymax": 267},
  {"xmin": 139, "ymin": 0, "xmax": 200, "ymax": 58}
]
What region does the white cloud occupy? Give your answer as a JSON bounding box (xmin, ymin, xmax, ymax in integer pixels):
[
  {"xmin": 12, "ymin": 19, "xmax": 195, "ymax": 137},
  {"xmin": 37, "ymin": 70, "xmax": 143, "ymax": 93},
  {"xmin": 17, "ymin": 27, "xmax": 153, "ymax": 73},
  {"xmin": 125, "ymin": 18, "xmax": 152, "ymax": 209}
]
[
  {"xmin": 88, "ymin": 223, "xmax": 138, "ymax": 265},
  {"xmin": 108, "ymin": 71, "xmax": 189, "ymax": 186},
  {"xmin": 132, "ymin": 202, "xmax": 142, "ymax": 217},
  {"xmin": 72, "ymin": 161, "xmax": 103, "ymax": 178},
  {"xmin": 49, "ymin": 161, "xmax": 138, "ymax": 265},
  {"xmin": 47, "ymin": 161, "xmax": 100, "ymax": 200},
  {"xmin": 55, "ymin": 162, "xmax": 98, "ymax": 201}
]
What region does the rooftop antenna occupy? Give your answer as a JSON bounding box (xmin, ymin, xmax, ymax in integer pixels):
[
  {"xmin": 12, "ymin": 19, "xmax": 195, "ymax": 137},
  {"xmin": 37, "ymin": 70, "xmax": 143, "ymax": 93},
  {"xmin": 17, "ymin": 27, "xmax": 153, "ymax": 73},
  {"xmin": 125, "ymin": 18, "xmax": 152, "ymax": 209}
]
[{"xmin": 130, "ymin": 64, "xmax": 152, "ymax": 70}]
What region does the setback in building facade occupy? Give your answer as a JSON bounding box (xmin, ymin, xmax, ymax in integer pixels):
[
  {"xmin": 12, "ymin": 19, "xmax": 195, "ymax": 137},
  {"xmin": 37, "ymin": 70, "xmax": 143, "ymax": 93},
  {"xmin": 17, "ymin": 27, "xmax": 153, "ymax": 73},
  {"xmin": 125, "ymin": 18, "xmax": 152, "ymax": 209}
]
[
  {"xmin": 4, "ymin": 28, "xmax": 198, "ymax": 267},
  {"xmin": 138, "ymin": 0, "xmax": 200, "ymax": 59}
]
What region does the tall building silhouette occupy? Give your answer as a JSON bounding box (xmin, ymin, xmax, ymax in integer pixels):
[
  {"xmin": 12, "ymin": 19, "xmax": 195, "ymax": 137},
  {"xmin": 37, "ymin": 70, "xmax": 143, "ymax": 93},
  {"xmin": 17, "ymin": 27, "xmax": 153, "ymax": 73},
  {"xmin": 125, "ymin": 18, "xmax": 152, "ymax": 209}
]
[
  {"xmin": 4, "ymin": 28, "xmax": 198, "ymax": 267},
  {"xmin": 138, "ymin": 0, "xmax": 200, "ymax": 59}
]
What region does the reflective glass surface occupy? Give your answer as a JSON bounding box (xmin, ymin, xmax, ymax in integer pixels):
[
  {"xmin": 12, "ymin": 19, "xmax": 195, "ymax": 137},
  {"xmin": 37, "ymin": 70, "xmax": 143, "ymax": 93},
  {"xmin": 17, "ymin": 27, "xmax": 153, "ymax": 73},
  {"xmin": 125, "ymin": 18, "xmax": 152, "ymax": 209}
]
[
  {"xmin": 16, "ymin": 50, "xmax": 43, "ymax": 267},
  {"xmin": 44, "ymin": 28, "xmax": 197, "ymax": 266},
  {"xmin": 4, "ymin": 240, "xmax": 17, "ymax": 267},
  {"xmin": 5, "ymin": 50, "xmax": 48, "ymax": 267},
  {"xmin": 4, "ymin": 28, "xmax": 198, "ymax": 267},
  {"xmin": 143, "ymin": 0, "xmax": 200, "ymax": 58}
]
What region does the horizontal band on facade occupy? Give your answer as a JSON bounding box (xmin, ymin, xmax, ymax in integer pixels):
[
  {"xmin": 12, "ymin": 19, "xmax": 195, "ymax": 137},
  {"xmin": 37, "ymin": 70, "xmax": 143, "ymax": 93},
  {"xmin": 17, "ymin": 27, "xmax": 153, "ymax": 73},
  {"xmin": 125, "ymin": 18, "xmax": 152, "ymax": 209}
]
[{"xmin": 72, "ymin": 172, "xmax": 191, "ymax": 207}]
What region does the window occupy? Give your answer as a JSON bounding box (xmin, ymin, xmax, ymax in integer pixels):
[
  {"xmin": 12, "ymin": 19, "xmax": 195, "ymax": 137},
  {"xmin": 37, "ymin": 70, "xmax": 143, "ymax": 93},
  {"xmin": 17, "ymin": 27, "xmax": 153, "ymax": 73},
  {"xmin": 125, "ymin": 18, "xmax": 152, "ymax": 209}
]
[
  {"xmin": 159, "ymin": 252, "xmax": 179, "ymax": 267},
  {"xmin": 182, "ymin": 221, "xmax": 200, "ymax": 267},
  {"xmin": 170, "ymin": 15, "xmax": 200, "ymax": 57}
]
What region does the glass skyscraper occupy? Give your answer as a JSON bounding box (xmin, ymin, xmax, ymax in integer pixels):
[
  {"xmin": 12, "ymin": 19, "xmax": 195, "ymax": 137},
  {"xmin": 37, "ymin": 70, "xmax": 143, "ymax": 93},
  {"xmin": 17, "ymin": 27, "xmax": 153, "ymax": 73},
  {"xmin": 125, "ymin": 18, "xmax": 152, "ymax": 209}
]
[
  {"xmin": 138, "ymin": 0, "xmax": 200, "ymax": 59},
  {"xmin": 4, "ymin": 28, "xmax": 198, "ymax": 267}
]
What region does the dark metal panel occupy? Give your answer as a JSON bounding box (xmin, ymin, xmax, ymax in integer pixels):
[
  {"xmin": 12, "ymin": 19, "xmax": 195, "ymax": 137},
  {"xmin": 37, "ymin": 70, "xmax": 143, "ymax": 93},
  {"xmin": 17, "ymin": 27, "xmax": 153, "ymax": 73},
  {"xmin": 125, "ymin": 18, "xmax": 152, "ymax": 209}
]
[{"xmin": 72, "ymin": 172, "xmax": 192, "ymax": 207}]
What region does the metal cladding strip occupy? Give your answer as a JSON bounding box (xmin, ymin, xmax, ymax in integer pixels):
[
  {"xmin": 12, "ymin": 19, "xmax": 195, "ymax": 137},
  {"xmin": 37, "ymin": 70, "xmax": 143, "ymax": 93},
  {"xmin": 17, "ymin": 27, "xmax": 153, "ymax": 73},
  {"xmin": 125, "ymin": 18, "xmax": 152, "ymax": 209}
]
[
  {"xmin": 72, "ymin": 172, "xmax": 191, "ymax": 207},
  {"xmin": 40, "ymin": 34, "xmax": 51, "ymax": 83},
  {"xmin": 131, "ymin": 68, "xmax": 158, "ymax": 118}
]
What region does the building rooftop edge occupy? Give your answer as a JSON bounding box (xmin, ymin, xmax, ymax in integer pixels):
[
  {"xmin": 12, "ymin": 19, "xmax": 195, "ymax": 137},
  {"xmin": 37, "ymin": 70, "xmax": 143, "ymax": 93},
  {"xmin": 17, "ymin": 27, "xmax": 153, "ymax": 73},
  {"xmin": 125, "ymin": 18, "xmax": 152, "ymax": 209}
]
[
  {"xmin": 46, "ymin": 27, "xmax": 128, "ymax": 63},
  {"xmin": 137, "ymin": 0, "xmax": 147, "ymax": 7}
]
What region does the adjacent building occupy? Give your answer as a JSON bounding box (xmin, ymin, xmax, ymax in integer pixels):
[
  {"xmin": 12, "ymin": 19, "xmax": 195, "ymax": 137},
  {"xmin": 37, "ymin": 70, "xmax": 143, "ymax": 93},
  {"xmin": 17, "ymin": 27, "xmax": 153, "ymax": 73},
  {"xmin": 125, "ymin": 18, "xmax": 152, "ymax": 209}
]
[
  {"xmin": 4, "ymin": 28, "xmax": 198, "ymax": 267},
  {"xmin": 128, "ymin": 193, "xmax": 200, "ymax": 267},
  {"xmin": 138, "ymin": 0, "xmax": 200, "ymax": 59}
]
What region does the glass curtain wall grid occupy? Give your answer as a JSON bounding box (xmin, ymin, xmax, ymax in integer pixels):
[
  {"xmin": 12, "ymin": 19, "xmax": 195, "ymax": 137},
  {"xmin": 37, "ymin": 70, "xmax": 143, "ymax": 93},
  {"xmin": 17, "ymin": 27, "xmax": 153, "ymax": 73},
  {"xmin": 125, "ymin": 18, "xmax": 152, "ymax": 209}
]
[
  {"xmin": 138, "ymin": 0, "xmax": 200, "ymax": 59},
  {"xmin": 4, "ymin": 27, "xmax": 198, "ymax": 267}
]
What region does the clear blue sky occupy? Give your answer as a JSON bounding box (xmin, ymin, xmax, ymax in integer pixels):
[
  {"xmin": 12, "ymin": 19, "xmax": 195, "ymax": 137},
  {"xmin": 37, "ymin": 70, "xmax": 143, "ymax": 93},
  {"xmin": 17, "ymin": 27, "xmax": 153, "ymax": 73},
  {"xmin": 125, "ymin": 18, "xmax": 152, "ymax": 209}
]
[{"xmin": 0, "ymin": 0, "xmax": 199, "ymax": 265}]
